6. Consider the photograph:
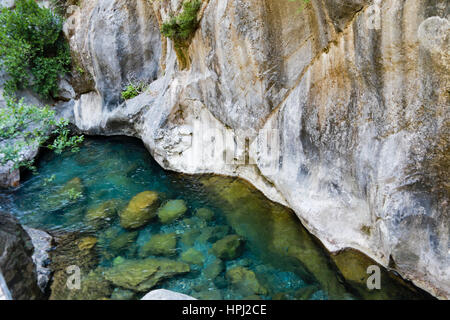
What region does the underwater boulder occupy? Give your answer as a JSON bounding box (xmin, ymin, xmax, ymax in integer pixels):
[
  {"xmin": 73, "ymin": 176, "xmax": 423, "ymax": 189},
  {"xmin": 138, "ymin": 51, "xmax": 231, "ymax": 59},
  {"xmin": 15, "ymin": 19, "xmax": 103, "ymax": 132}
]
[
  {"xmin": 42, "ymin": 177, "xmax": 85, "ymax": 213},
  {"xmin": 226, "ymin": 266, "xmax": 268, "ymax": 296},
  {"xmin": 110, "ymin": 288, "xmax": 136, "ymax": 300},
  {"xmin": 180, "ymin": 229, "xmax": 201, "ymax": 247},
  {"xmin": 50, "ymin": 268, "xmax": 113, "ymax": 300},
  {"xmin": 157, "ymin": 199, "xmax": 188, "ymax": 224},
  {"xmin": 109, "ymin": 231, "xmax": 139, "ymax": 255},
  {"xmin": 139, "ymin": 233, "xmax": 178, "ymax": 257},
  {"xmin": 197, "ymin": 225, "xmax": 230, "ymax": 244},
  {"xmin": 181, "ymin": 248, "xmax": 205, "ymax": 266},
  {"xmin": 203, "ymin": 258, "xmax": 224, "ymax": 280},
  {"xmin": 85, "ymin": 199, "xmax": 122, "ymax": 229},
  {"xmin": 119, "ymin": 191, "xmax": 160, "ymax": 229},
  {"xmin": 103, "ymin": 258, "xmax": 190, "ymax": 292},
  {"xmin": 77, "ymin": 236, "xmax": 98, "ymax": 251},
  {"xmin": 194, "ymin": 208, "xmax": 215, "ymax": 221},
  {"xmin": 211, "ymin": 235, "xmax": 244, "ymax": 260}
]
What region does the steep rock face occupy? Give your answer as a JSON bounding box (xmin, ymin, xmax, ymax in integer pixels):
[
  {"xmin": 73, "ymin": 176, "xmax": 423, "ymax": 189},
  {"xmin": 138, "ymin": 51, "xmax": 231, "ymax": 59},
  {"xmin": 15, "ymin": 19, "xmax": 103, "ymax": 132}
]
[
  {"xmin": 0, "ymin": 212, "xmax": 42, "ymax": 299},
  {"xmin": 47, "ymin": 0, "xmax": 450, "ymax": 298},
  {"xmin": 64, "ymin": 0, "xmax": 161, "ymax": 119}
]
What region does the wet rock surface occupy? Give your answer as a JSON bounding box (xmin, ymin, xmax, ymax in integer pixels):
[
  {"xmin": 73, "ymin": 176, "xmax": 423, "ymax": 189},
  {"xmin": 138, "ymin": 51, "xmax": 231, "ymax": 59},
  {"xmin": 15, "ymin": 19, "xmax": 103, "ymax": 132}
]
[{"xmin": 0, "ymin": 212, "xmax": 42, "ymax": 300}]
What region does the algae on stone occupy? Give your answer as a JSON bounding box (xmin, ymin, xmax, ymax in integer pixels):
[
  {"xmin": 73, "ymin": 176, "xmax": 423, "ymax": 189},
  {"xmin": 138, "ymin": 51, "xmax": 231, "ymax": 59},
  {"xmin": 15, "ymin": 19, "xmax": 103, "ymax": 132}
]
[
  {"xmin": 211, "ymin": 234, "xmax": 244, "ymax": 260},
  {"xmin": 195, "ymin": 208, "xmax": 215, "ymax": 221},
  {"xmin": 157, "ymin": 199, "xmax": 188, "ymax": 224},
  {"xmin": 226, "ymin": 266, "xmax": 268, "ymax": 296},
  {"xmin": 203, "ymin": 258, "xmax": 224, "ymax": 280},
  {"xmin": 139, "ymin": 233, "xmax": 178, "ymax": 257},
  {"xmin": 197, "ymin": 225, "xmax": 230, "ymax": 244},
  {"xmin": 50, "ymin": 268, "xmax": 113, "ymax": 300},
  {"xmin": 77, "ymin": 236, "xmax": 98, "ymax": 251},
  {"xmin": 85, "ymin": 199, "xmax": 121, "ymax": 229},
  {"xmin": 109, "ymin": 231, "xmax": 139, "ymax": 255},
  {"xmin": 42, "ymin": 177, "xmax": 85, "ymax": 212},
  {"xmin": 103, "ymin": 258, "xmax": 190, "ymax": 292},
  {"xmin": 120, "ymin": 191, "xmax": 160, "ymax": 229},
  {"xmin": 181, "ymin": 248, "xmax": 205, "ymax": 266},
  {"xmin": 180, "ymin": 229, "xmax": 201, "ymax": 246}
]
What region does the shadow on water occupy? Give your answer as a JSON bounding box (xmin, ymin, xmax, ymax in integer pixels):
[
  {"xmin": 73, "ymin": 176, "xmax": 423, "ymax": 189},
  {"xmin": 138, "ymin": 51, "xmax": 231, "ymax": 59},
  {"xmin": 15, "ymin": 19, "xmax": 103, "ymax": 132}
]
[{"xmin": 0, "ymin": 136, "xmax": 434, "ymax": 300}]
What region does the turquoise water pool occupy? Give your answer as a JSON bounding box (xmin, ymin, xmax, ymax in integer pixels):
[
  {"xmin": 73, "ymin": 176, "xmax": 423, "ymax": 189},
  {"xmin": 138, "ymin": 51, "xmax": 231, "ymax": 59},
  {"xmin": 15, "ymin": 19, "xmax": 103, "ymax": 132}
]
[{"xmin": 0, "ymin": 136, "xmax": 430, "ymax": 300}]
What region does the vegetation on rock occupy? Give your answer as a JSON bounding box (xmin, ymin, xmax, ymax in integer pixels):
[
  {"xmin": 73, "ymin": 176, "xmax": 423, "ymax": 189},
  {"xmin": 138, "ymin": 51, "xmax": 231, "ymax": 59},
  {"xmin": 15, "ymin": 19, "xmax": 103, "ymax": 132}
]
[
  {"xmin": 160, "ymin": 0, "xmax": 202, "ymax": 69},
  {"xmin": 160, "ymin": 0, "xmax": 202, "ymax": 42},
  {"xmin": 121, "ymin": 81, "xmax": 147, "ymax": 100},
  {"xmin": 0, "ymin": 98, "xmax": 84, "ymax": 172},
  {"xmin": 0, "ymin": 0, "xmax": 71, "ymax": 98}
]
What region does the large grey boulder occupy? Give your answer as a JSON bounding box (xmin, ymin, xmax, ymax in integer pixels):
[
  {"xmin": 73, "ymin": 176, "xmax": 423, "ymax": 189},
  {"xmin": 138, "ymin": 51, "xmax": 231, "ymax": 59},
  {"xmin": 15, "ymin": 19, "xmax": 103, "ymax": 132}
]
[{"xmin": 0, "ymin": 212, "xmax": 42, "ymax": 299}]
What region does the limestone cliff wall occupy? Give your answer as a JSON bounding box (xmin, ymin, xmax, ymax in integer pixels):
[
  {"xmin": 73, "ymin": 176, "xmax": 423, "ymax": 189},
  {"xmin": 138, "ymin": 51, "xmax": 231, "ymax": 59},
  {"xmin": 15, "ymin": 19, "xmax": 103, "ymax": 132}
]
[{"xmin": 1, "ymin": 0, "xmax": 447, "ymax": 298}]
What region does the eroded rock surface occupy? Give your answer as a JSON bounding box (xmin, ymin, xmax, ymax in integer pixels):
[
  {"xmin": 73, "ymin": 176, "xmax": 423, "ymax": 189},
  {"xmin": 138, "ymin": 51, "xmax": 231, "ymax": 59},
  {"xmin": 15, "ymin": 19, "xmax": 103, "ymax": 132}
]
[
  {"xmin": 0, "ymin": 212, "xmax": 42, "ymax": 299},
  {"xmin": 3, "ymin": 0, "xmax": 447, "ymax": 298}
]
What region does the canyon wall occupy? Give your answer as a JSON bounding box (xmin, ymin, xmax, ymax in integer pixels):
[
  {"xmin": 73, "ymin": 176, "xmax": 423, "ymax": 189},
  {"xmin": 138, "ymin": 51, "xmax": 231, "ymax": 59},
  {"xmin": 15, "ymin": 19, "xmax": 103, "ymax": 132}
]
[{"xmin": 0, "ymin": 0, "xmax": 448, "ymax": 298}]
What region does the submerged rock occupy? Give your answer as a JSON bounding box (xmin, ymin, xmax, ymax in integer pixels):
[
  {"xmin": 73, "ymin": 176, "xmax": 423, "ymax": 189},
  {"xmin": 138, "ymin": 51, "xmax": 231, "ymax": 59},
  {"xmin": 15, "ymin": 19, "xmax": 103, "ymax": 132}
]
[
  {"xmin": 211, "ymin": 235, "xmax": 244, "ymax": 260},
  {"xmin": 85, "ymin": 199, "xmax": 121, "ymax": 229},
  {"xmin": 203, "ymin": 258, "xmax": 224, "ymax": 280},
  {"xmin": 197, "ymin": 225, "xmax": 230, "ymax": 244},
  {"xmin": 110, "ymin": 288, "xmax": 136, "ymax": 300},
  {"xmin": 157, "ymin": 200, "xmax": 188, "ymax": 224},
  {"xmin": 194, "ymin": 208, "xmax": 215, "ymax": 221},
  {"xmin": 181, "ymin": 248, "xmax": 205, "ymax": 266},
  {"xmin": 50, "ymin": 268, "xmax": 113, "ymax": 300},
  {"xmin": 226, "ymin": 266, "xmax": 268, "ymax": 296},
  {"xmin": 103, "ymin": 258, "xmax": 190, "ymax": 292},
  {"xmin": 294, "ymin": 285, "xmax": 319, "ymax": 300},
  {"xmin": 42, "ymin": 177, "xmax": 85, "ymax": 213},
  {"xmin": 180, "ymin": 229, "xmax": 201, "ymax": 247},
  {"xmin": 120, "ymin": 191, "xmax": 160, "ymax": 229},
  {"xmin": 77, "ymin": 236, "xmax": 98, "ymax": 251},
  {"xmin": 139, "ymin": 233, "xmax": 177, "ymax": 257},
  {"xmin": 109, "ymin": 231, "xmax": 138, "ymax": 255}
]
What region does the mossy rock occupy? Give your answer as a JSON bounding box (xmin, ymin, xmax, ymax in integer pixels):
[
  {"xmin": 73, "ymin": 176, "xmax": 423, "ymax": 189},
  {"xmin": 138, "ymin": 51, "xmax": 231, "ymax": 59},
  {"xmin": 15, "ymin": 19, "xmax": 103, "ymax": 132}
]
[
  {"xmin": 42, "ymin": 177, "xmax": 85, "ymax": 212},
  {"xmin": 157, "ymin": 199, "xmax": 188, "ymax": 224},
  {"xmin": 77, "ymin": 236, "xmax": 98, "ymax": 251},
  {"xmin": 181, "ymin": 248, "xmax": 205, "ymax": 266},
  {"xmin": 139, "ymin": 233, "xmax": 177, "ymax": 257},
  {"xmin": 109, "ymin": 231, "xmax": 139, "ymax": 255},
  {"xmin": 120, "ymin": 191, "xmax": 160, "ymax": 229},
  {"xmin": 197, "ymin": 225, "xmax": 230, "ymax": 244},
  {"xmin": 103, "ymin": 258, "xmax": 190, "ymax": 292},
  {"xmin": 180, "ymin": 229, "xmax": 201, "ymax": 246},
  {"xmin": 193, "ymin": 290, "xmax": 222, "ymax": 300},
  {"xmin": 294, "ymin": 285, "xmax": 319, "ymax": 300},
  {"xmin": 203, "ymin": 258, "xmax": 224, "ymax": 280},
  {"xmin": 85, "ymin": 199, "xmax": 122, "ymax": 229},
  {"xmin": 211, "ymin": 234, "xmax": 244, "ymax": 260},
  {"xmin": 226, "ymin": 266, "xmax": 268, "ymax": 296},
  {"xmin": 50, "ymin": 268, "xmax": 113, "ymax": 300},
  {"xmin": 194, "ymin": 208, "xmax": 215, "ymax": 221},
  {"xmin": 110, "ymin": 288, "xmax": 136, "ymax": 300}
]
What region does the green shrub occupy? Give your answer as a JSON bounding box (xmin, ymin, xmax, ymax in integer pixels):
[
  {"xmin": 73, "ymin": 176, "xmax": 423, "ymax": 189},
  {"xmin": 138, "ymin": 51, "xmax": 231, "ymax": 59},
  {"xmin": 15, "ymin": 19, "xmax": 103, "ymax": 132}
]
[
  {"xmin": 161, "ymin": 0, "xmax": 202, "ymax": 42},
  {"xmin": 0, "ymin": 0, "xmax": 71, "ymax": 98},
  {"xmin": 0, "ymin": 97, "xmax": 84, "ymax": 172},
  {"xmin": 121, "ymin": 82, "xmax": 147, "ymax": 100}
]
